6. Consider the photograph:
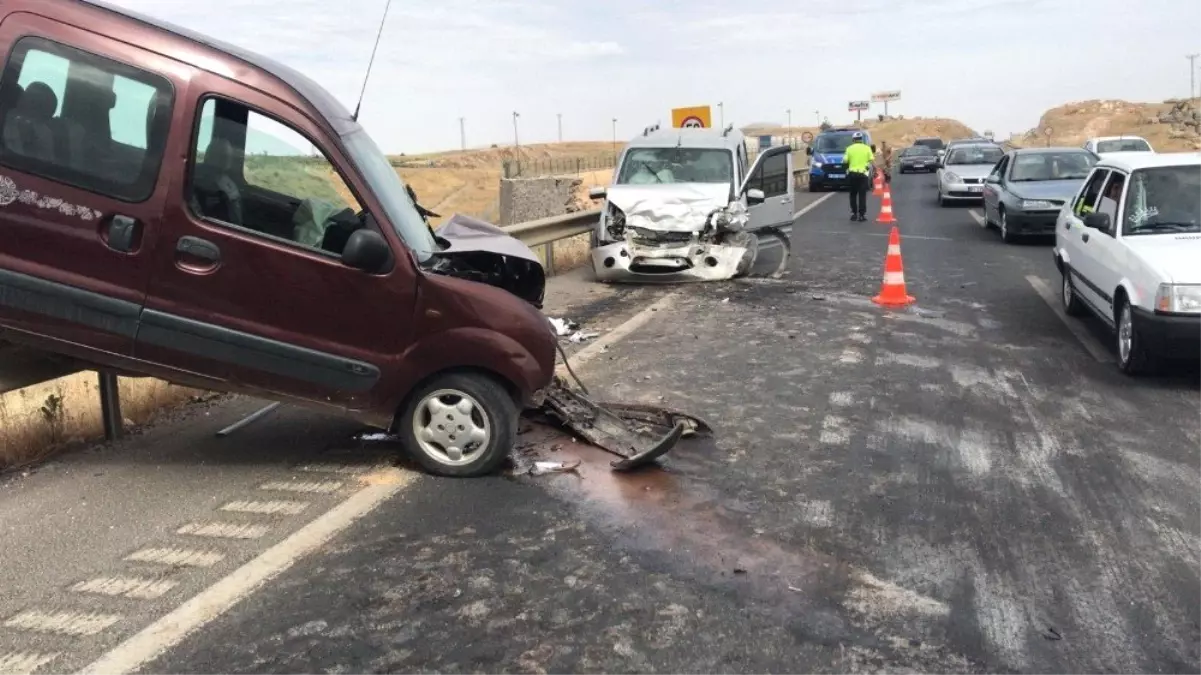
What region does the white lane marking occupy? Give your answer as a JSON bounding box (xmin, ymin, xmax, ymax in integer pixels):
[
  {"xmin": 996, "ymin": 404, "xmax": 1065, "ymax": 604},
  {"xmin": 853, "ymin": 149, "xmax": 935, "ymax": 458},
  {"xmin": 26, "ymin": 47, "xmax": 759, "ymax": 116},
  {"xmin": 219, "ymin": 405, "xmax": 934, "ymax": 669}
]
[
  {"xmin": 0, "ymin": 651, "xmax": 58, "ymax": 675},
  {"xmin": 220, "ymin": 500, "xmax": 309, "ymax": 516},
  {"xmin": 799, "ymin": 500, "xmax": 834, "ymax": 527},
  {"xmin": 810, "ymin": 230, "xmax": 954, "ymax": 241},
  {"xmin": 125, "ymin": 547, "xmax": 224, "ymax": 568},
  {"xmin": 294, "ymin": 463, "xmax": 372, "ymax": 475},
  {"xmin": 819, "ymin": 415, "xmax": 851, "ymax": 445},
  {"xmin": 793, "ymin": 191, "xmax": 834, "ymax": 219},
  {"xmin": 4, "ymin": 610, "xmax": 120, "ymax": 636},
  {"xmin": 876, "ymin": 352, "xmax": 941, "ymax": 369},
  {"xmin": 829, "ymin": 391, "xmax": 854, "ymax": 407},
  {"xmin": 83, "ymin": 467, "xmax": 414, "ymax": 675},
  {"xmin": 968, "ymin": 209, "xmax": 986, "ymax": 226},
  {"xmin": 839, "ymin": 348, "xmax": 864, "ymax": 364},
  {"xmin": 1025, "ymin": 275, "xmax": 1113, "ymax": 363},
  {"xmin": 258, "ymin": 480, "xmax": 343, "ymax": 494},
  {"xmin": 71, "ymin": 576, "xmax": 177, "ymax": 600},
  {"xmin": 560, "ymin": 293, "xmax": 679, "ymax": 375},
  {"xmin": 177, "ymin": 522, "xmax": 270, "ymax": 539}
]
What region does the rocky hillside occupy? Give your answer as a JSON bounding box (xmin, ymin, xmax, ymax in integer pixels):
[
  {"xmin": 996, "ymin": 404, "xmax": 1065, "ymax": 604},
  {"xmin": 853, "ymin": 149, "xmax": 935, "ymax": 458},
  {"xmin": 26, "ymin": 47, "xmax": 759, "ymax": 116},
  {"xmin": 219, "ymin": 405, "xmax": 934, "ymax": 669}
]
[{"xmin": 1012, "ymin": 99, "xmax": 1201, "ymax": 151}]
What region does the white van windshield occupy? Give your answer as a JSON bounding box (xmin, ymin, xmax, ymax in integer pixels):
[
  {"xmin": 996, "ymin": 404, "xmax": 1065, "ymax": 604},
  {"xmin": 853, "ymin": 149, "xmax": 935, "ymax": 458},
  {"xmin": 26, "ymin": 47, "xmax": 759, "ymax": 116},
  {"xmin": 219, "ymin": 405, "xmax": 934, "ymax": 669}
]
[{"xmin": 615, "ymin": 147, "xmax": 733, "ymax": 185}]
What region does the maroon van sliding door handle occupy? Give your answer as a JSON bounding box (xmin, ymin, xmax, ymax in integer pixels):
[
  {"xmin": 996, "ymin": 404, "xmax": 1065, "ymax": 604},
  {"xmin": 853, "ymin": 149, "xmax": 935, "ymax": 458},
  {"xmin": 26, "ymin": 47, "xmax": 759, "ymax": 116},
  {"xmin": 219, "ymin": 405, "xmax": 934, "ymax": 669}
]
[{"xmin": 175, "ymin": 236, "xmax": 222, "ymax": 271}]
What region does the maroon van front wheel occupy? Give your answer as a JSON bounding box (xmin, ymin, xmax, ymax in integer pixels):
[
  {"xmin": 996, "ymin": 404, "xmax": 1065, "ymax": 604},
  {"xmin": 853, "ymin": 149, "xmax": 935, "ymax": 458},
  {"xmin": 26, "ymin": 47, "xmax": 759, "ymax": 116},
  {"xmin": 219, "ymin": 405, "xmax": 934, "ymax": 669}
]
[{"xmin": 399, "ymin": 372, "xmax": 517, "ymax": 477}]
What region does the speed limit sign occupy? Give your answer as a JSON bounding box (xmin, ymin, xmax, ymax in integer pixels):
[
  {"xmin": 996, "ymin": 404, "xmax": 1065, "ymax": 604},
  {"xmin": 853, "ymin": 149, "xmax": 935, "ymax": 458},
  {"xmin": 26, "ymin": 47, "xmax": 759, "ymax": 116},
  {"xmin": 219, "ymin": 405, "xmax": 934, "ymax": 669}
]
[{"xmin": 801, "ymin": 131, "xmax": 814, "ymax": 143}]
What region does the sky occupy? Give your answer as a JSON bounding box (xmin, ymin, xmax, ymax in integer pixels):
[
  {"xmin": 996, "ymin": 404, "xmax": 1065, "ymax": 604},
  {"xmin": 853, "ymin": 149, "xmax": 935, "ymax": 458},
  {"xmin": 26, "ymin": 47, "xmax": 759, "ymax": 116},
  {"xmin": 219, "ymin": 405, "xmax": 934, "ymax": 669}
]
[{"xmin": 105, "ymin": 0, "xmax": 1201, "ymax": 155}]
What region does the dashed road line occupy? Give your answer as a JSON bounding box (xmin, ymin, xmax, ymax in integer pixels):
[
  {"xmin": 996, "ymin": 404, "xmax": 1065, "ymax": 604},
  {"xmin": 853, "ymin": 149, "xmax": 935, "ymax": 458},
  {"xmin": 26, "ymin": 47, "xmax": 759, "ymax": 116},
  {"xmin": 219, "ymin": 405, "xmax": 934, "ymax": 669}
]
[
  {"xmin": 177, "ymin": 522, "xmax": 269, "ymax": 540},
  {"xmin": 125, "ymin": 547, "xmax": 224, "ymax": 568},
  {"xmin": 811, "ymin": 230, "xmax": 954, "ymax": 241},
  {"xmin": 1025, "ymin": 275, "xmax": 1113, "ymax": 363},
  {"xmin": 968, "ymin": 209, "xmax": 987, "ymax": 226},
  {"xmin": 4, "ymin": 610, "xmax": 120, "ymax": 637},
  {"xmin": 258, "ymin": 480, "xmax": 343, "ymax": 494},
  {"xmin": 220, "ymin": 500, "xmax": 309, "ymax": 516},
  {"xmin": 84, "ymin": 467, "xmax": 414, "ymax": 675},
  {"xmin": 839, "ymin": 348, "xmax": 865, "ymax": 364},
  {"xmin": 819, "ymin": 416, "xmax": 851, "ymax": 445},
  {"xmin": 0, "ymin": 651, "xmax": 58, "ymax": 675},
  {"xmin": 793, "ymin": 191, "xmax": 834, "ymax": 219},
  {"xmin": 71, "ymin": 577, "xmax": 177, "ymax": 600},
  {"xmin": 294, "ymin": 462, "xmax": 373, "ymax": 475}
]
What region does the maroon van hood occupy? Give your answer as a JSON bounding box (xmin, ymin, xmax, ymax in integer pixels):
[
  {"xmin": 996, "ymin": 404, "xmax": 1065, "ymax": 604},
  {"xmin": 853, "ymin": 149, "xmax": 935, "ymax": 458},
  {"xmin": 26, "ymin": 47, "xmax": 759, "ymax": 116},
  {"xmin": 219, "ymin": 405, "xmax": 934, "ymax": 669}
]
[{"xmin": 427, "ymin": 214, "xmax": 547, "ymax": 308}]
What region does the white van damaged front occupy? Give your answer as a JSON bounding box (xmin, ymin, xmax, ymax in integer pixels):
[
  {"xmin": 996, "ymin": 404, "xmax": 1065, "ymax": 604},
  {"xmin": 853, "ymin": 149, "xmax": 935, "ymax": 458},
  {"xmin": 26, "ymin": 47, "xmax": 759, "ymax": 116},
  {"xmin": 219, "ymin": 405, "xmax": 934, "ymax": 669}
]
[{"xmin": 591, "ymin": 183, "xmax": 757, "ymax": 283}]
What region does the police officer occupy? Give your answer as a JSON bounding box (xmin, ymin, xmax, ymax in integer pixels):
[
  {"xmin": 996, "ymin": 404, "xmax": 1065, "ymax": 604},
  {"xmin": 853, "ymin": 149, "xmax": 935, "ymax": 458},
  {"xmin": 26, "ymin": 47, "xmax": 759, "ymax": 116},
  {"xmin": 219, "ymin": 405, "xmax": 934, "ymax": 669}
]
[{"xmin": 844, "ymin": 131, "xmax": 874, "ymax": 221}]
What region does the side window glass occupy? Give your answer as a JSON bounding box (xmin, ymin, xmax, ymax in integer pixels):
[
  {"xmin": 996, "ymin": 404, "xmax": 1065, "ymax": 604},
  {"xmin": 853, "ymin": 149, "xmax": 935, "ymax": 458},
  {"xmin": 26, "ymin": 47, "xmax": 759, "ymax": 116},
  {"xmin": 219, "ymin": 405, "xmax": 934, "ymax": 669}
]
[
  {"xmin": 1075, "ymin": 169, "xmax": 1109, "ymax": 214},
  {"xmin": 989, "ymin": 157, "xmax": 1006, "ymax": 180},
  {"xmin": 759, "ymin": 152, "xmax": 788, "ymax": 197},
  {"xmin": 0, "ymin": 36, "xmax": 173, "ymax": 202},
  {"xmin": 1096, "ymin": 172, "xmax": 1125, "ymax": 230},
  {"xmin": 189, "ymin": 98, "xmax": 362, "ymax": 255}
]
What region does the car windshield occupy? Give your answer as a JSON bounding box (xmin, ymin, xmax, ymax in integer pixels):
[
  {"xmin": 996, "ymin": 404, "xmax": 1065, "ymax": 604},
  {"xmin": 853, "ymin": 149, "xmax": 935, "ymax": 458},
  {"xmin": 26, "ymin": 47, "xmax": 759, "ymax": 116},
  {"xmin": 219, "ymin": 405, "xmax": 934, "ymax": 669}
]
[
  {"xmin": 341, "ymin": 129, "xmax": 438, "ymax": 263},
  {"xmin": 914, "ymin": 138, "xmax": 945, "ymax": 150},
  {"xmin": 904, "ymin": 147, "xmax": 935, "ymax": 156},
  {"xmin": 615, "ymin": 147, "xmax": 734, "ymax": 185},
  {"xmin": 946, "ymin": 146, "xmax": 1004, "ymax": 165},
  {"xmin": 1009, "ymin": 151, "xmax": 1097, "ymax": 181},
  {"xmin": 1122, "ymin": 165, "xmax": 1201, "ymax": 235},
  {"xmin": 813, "ymin": 134, "xmax": 857, "ymax": 153},
  {"xmin": 1097, "ymin": 138, "xmax": 1152, "ymax": 153}
]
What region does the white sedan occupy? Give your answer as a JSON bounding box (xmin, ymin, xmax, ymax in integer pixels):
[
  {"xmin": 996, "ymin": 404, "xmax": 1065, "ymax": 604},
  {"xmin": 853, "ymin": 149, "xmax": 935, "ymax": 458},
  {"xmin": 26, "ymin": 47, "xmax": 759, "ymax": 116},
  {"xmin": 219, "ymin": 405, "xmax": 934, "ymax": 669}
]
[
  {"xmin": 1053, "ymin": 152, "xmax": 1201, "ymax": 373},
  {"xmin": 937, "ymin": 144, "xmax": 1006, "ymax": 206}
]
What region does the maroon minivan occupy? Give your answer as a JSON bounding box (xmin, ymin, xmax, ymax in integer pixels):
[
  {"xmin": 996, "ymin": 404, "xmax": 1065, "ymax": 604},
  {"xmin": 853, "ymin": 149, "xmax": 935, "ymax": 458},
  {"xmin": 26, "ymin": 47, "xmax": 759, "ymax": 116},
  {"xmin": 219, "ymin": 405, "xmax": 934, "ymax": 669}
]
[{"xmin": 0, "ymin": 0, "xmax": 558, "ymax": 476}]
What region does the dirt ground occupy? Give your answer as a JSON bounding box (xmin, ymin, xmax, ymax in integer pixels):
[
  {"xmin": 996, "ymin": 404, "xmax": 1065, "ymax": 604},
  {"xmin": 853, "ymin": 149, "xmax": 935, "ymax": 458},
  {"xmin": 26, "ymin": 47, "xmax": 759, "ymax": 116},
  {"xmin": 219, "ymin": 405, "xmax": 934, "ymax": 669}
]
[{"xmin": 1013, "ymin": 98, "xmax": 1201, "ymax": 151}]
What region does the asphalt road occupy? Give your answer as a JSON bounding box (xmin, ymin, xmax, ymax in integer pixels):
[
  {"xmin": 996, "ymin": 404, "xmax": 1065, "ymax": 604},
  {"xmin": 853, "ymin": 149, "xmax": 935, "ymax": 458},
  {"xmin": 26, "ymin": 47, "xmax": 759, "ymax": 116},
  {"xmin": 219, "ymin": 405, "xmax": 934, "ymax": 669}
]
[{"xmin": 1, "ymin": 182, "xmax": 1198, "ymax": 674}]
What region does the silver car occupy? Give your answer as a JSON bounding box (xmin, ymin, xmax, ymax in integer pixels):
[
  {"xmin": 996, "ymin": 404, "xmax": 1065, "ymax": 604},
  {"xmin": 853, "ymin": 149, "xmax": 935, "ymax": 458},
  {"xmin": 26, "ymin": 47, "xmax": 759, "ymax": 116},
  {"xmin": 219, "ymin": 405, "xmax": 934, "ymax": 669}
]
[{"xmin": 937, "ymin": 143, "xmax": 1006, "ymax": 206}]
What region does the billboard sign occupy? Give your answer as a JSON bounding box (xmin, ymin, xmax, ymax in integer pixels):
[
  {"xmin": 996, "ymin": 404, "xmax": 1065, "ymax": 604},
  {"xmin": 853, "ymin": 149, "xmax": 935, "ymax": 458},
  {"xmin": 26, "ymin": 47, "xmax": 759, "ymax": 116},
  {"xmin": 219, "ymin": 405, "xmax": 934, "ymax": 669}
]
[
  {"xmin": 871, "ymin": 90, "xmax": 902, "ymax": 102},
  {"xmin": 671, "ymin": 106, "xmax": 712, "ymax": 129},
  {"xmin": 848, "ymin": 100, "xmax": 870, "ymax": 111}
]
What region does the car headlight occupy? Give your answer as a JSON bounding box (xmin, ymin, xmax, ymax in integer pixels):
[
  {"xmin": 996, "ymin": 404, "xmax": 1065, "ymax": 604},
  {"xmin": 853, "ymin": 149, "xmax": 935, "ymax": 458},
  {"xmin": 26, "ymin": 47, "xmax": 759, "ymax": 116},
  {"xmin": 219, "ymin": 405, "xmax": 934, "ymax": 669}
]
[
  {"xmin": 1021, "ymin": 199, "xmax": 1057, "ymax": 210},
  {"xmin": 811, "ymin": 159, "xmax": 823, "ymax": 168},
  {"xmin": 605, "ymin": 203, "xmax": 626, "ymax": 239},
  {"xmin": 1154, "ymin": 284, "xmax": 1201, "ymax": 314},
  {"xmin": 943, "ymin": 171, "xmax": 961, "ymax": 183}
]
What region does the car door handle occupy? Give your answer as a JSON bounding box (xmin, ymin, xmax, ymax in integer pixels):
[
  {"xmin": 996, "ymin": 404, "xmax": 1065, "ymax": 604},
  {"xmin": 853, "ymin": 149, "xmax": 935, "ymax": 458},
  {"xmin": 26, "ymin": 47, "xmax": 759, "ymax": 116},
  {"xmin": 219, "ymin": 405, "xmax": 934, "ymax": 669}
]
[
  {"xmin": 1082, "ymin": 232, "xmax": 1090, "ymax": 243},
  {"xmin": 104, "ymin": 214, "xmax": 140, "ymax": 253},
  {"xmin": 176, "ymin": 236, "xmax": 221, "ymax": 262}
]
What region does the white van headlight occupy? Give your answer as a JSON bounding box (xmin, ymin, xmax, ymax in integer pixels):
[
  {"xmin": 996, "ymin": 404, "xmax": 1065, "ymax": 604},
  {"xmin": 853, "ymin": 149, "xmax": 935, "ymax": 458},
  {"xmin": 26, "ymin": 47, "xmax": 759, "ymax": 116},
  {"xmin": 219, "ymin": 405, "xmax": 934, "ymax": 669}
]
[{"xmin": 1154, "ymin": 284, "xmax": 1201, "ymax": 314}]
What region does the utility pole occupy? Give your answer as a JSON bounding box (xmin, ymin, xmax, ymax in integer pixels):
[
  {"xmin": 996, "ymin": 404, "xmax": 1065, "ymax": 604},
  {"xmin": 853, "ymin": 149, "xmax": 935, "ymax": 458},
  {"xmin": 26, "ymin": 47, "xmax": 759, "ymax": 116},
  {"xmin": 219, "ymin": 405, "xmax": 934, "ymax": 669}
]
[
  {"xmin": 1189, "ymin": 53, "xmax": 1200, "ymax": 100},
  {"xmin": 512, "ymin": 111, "xmax": 520, "ymax": 149},
  {"xmin": 718, "ymin": 101, "xmax": 724, "ymax": 128},
  {"xmin": 611, "ymin": 118, "xmax": 618, "ymax": 164},
  {"xmin": 557, "ymin": 113, "xmax": 562, "ymax": 143},
  {"xmin": 786, "ymin": 108, "xmax": 792, "ymax": 148},
  {"xmin": 458, "ymin": 117, "xmax": 465, "ymax": 151}
]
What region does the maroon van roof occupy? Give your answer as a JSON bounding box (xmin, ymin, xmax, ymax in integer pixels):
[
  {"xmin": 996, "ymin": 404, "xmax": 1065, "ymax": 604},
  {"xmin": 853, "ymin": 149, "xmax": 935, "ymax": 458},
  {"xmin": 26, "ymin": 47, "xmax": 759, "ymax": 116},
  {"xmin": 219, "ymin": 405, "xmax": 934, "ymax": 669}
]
[{"xmin": 80, "ymin": 0, "xmax": 360, "ymax": 136}]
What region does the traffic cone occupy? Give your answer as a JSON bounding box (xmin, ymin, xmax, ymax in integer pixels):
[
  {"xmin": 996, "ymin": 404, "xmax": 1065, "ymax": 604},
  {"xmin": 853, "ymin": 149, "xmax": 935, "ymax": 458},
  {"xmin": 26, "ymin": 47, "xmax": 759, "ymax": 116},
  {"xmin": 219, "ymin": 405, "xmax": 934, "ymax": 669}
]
[
  {"xmin": 872, "ymin": 226, "xmax": 915, "ymax": 308},
  {"xmin": 872, "ymin": 171, "xmax": 884, "ymax": 196},
  {"xmin": 876, "ymin": 184, "xmax": 897, "ymax": 224}
]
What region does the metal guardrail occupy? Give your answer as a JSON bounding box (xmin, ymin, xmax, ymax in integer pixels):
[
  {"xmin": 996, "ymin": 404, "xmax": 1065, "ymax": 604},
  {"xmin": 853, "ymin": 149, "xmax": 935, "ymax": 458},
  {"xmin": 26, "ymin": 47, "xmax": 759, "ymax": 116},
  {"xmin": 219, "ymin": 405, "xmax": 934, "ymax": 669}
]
[{"xmin": 503, "ymin": 209, "xmax": 599, "ymax": 248}]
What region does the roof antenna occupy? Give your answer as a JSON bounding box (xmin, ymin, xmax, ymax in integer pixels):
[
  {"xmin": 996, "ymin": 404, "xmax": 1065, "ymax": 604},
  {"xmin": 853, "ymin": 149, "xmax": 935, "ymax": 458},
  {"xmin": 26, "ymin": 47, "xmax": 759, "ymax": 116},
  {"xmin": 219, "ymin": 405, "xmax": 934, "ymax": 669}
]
[{"xmin": 352, "ymin": 0, "xmax": 394, "ymax": 122}]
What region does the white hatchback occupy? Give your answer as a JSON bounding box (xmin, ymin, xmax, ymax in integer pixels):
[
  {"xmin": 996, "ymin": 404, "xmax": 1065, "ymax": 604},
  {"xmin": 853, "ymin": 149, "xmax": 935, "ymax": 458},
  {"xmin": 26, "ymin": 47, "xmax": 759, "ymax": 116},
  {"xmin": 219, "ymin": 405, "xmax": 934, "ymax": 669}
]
[{"xmin": 1053, "ymin": 152, "xmax": 1201, "ymax": 373}]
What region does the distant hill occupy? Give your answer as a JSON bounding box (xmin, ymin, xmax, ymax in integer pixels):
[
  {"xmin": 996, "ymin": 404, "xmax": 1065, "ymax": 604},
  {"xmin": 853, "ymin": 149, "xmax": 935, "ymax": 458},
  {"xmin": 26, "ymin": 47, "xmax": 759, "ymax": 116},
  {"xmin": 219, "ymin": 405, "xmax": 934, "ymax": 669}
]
[
  {"xmin": 742, "ymin": 116, "xmax": 978, "ymax": 150},
  {"xmin": 1010, "ymin": 98, "xmax": 1201, "ymax": 151}
]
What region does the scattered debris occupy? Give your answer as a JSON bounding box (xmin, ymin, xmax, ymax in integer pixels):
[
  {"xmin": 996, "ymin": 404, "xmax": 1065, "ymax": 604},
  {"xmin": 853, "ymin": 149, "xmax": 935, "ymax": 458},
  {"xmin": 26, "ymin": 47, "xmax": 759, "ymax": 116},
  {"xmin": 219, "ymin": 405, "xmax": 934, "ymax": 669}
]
[
  {"xmin": 733, "ymin": 568, "xmax": 748, "ymax": 575},
  {"xmin": 568, "ymin": 331, "xmax": 599, "ymax": 343},
  {"xmin": 548, "ymin": 317, "xmax": 579, "ymax": 336},
  {"xmin": 787, "ymin": 585, "xmax": 803, "ymax": 592},
  {"xmin": 358, "ymin": 432, "xmax": 398, "ymax": 442},
  {"xmin": 1043, "ymin": 626, "xmax": 1063, "ymax": 641},
  {"xmin": 529, "ymin": 459, "xmax": 582, "ymax": 476}
]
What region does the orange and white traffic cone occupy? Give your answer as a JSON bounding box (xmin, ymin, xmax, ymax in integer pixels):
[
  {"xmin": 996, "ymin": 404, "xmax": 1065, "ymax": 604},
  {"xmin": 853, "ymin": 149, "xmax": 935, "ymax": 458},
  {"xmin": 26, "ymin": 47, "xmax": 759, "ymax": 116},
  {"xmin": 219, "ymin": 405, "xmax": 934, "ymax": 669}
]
[
  {"xmin": 876, "ymin": 184, "xmax": 897, "ymax": 224},
  {"xmin": 872, "ymin": 226, "xmax": 915, "ymax": 308},
  {"xmin": 872, "ymin": 171, "xmax": 884, "ymax": 196}
]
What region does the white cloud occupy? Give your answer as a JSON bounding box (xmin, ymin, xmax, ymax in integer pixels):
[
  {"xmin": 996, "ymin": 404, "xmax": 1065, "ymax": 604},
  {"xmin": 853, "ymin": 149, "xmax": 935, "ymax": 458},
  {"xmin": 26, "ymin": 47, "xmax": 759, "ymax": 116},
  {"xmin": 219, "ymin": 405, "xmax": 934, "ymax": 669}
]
[{"xmin": 102, "ymin": 0, "xmax": 1201, "ymax": 153}]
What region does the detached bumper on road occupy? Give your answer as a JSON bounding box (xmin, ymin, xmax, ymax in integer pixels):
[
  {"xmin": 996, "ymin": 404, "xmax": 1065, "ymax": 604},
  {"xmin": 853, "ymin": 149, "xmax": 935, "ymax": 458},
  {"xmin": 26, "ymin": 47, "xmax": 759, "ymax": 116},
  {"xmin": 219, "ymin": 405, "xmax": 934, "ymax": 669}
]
[
  {"xmin": 1007, "ymin": 210, "xmax": 1058, "ymax": 235},
  {"xmin": 591, "ymin": 240, "xmax": 749, "ymax": 283},
  {"xmin": 1134, "ymin": 307, "xmax": 1201, "ymax": 359}
]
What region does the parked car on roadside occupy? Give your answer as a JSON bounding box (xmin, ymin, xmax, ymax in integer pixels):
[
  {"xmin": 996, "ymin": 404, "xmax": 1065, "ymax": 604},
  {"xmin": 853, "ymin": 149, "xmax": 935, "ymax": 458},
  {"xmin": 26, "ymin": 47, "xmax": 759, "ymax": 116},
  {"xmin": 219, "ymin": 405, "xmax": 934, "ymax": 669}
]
[
  {"xmin": 0, "ymin": 0, "xmax": 563, "ymax": 477},
  {"xmin": 937, "ymin": 143, "xmax": 1006, "ymax": 206},
  {"xmin": 1083, "ymin": 136, "xmax": 1155, "ymax": 159},
  {"xmin": 981, "ymin": 147, "xmax": 1099, "ymax": 242},
  {"xmin": 1053, "ymin": 152, "xmax": 1200, "ymax": 374},
  {"xmin": 898, "ymin": 146, "xmax": 938, "ymax": 173}
]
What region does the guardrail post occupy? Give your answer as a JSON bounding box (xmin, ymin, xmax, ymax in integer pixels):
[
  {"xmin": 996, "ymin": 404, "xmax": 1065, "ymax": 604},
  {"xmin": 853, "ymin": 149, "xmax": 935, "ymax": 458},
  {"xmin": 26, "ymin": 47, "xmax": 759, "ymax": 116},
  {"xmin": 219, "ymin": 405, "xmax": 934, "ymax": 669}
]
[
  {"xmin": 98, "ymin": 371, "xmax": 122, "ymax": 441},
  {"xmin": 544, "ymin": 243, "xmax": 556, "ymax": 276}
]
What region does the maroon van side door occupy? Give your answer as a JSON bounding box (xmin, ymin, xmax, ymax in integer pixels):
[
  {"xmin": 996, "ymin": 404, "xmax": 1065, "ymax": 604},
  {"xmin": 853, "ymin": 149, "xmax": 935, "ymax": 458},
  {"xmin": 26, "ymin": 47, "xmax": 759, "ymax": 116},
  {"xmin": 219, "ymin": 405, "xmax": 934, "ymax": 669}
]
[
  {"xmin": 0, "ymin": 13, "xmax": 182, "ymax": 359},
  {"xmin": 136, "ymin": 73, "xmax": 418, "ymax": 411}
]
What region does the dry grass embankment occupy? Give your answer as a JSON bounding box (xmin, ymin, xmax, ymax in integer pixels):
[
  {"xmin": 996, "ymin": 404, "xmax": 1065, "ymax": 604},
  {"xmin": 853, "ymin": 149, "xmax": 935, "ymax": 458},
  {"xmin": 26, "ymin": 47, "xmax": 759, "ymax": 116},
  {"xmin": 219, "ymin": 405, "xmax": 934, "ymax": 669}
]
[{"xmin": 1010, "ymin": 98, "xmax": 1201, "ymax": 151}]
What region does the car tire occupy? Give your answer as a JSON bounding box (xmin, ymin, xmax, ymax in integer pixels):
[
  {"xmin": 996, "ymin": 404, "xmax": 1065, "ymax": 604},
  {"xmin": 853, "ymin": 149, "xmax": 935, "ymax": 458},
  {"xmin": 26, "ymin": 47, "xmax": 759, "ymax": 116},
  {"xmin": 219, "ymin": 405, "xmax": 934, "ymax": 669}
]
[
  {"xmin": 999, "ymin": 208, "xmax": 1016, "ymax": 243},
  {"xmin": 1061, "ymin": 266, "xmax": 1085, "ymax": 317},
  {"xmin": 937, "ymin": 190, "xmax": 946, "ymax": 207},
  {"xmin": 1115, "ymin": 298, "xmax": 1154, "ymax": 375},
  {"xmin": 398, "ymin": 372, "xmax": 517, "ymax": 477}
]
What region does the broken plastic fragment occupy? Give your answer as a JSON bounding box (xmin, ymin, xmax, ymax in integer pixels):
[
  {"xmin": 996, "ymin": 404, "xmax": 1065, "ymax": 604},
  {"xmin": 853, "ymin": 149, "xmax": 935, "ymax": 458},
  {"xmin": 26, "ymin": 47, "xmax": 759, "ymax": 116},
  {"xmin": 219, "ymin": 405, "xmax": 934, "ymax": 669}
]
[
  {"xmin": 530, "ymin": 459, "xmax": 582, "ymax": 476},
  {"xmin": 358, "ymin": 432, "xmax": 398, "ymax": 442},
  {"xmin": 568, "ymin": 331, "xmax": 599, "ymax": 343},
  {"xmin": 548, "ymin": 317, "xmax": 579, "ymax": 336}
]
